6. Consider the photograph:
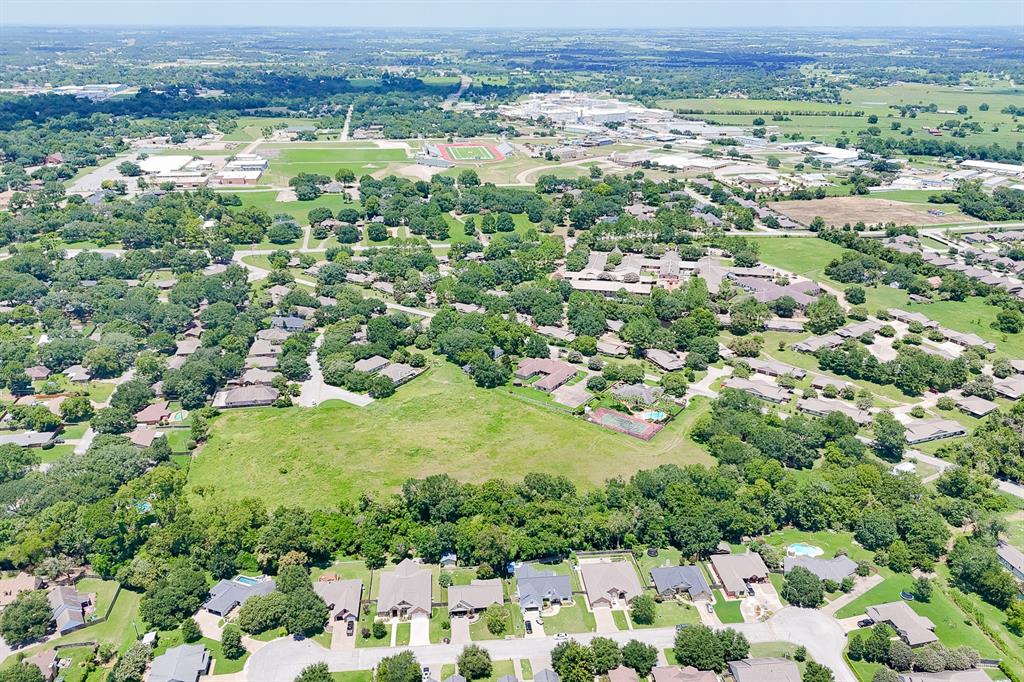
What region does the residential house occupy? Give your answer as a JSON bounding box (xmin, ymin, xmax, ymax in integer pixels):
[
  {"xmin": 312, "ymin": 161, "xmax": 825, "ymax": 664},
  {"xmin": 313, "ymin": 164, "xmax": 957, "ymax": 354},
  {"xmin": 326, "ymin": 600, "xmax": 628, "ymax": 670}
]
[
  {"xmin": 745, "ymin": 357, "xmax": 806, "ymax": 379},
  {"xmin": 765, "ymin": 319, "xmax": 804, "ymax": 333},
  {"xmin": 534, "ymin": 671, "xmax": 560, "ymax": 682},
  {"xmin": 204, "ymin": 577, "xmax": 275, "ymax": 616},
  {"xmin": 996, "ymin": 541, "xmax": 1024, "ymax": 583},
  {"xmin": 515, "ymin": 563, "xmax": 572, "ymax": 611},
  {"xmin": 379, "ymin": 363, "xmax": 419, "ymax": 386},
  {"xmin": 607, "ymin": 668, "xmax": 639, "ymax": 682},
  {"xmin": 793, "ymin": 335, "xmax": 842, "ymax": 353},
  {"xmin": 239, "ymin": 368, "xmax": 277, "ymax": 385},
  {"xmin": 214, "ymin": 385, "xmax": 279, "ymax": 408},
  {"xmin": 646, "ymin": 349, "xmax": 685, "ymax": 371},
  {"xmin": 0, "ymin": 573, "xmax": 41, "ymax": 608},
  {"xmin": 147, "ymin": 644, "xmax": 211, "ymax": 682},
  {"xmin": 895, "ymin": 670, "xmax": 995, "ymax": 682},
  {"xmin": 865, "ymin": 601, "xmax": 937, "ymax": 647},
  {"xmin": 709, "ymin": 553, "xmax": 769, "ymax": 598},
  {"xmin": 783, "ymin": 555, "xmax": 857, "ymax": 582},
  {"xmin": 257, "ymin": 328, "xmax": 292, "ymax": 343},
  {"xmin": 722, "ymin": 378, "xmax": 791, "ymax": 404},
  {"xmin": 580, "ymin": 561, "xmax": 643, "ymax": 607},
  {"xmin": 537, "ymin": 326, "xmax": 576, "ymax": 343},
  {"xmin": 810, "ymin": 376, "xmax": 851, "ymax": 392},
  {"xmin": 25, "ymin": 365, "xmax": 50, "ymax": 380},
  {"xmin": 127, "ymin": 428, "xmax": 161, "ymax": 448},
  {"xmin": 612, "ymin": 383, "xmax": 663, "ymax": 406},
  {"xmin": 994, "ymin": 375, "xmax": 1024, "ymax": 400},
  {"xmin": 354, "ymin": 356, "xmax": 390, "ymax": 374},
  {"xmin": 377, "ymin": 558, "xmax": 432, "ymax": 619},
  {"xmin": 0, "ymin": 431, "xmax": 58, "ymax": 448},
  {"xmin": 904, "ymin": 418, "xmax": 966, "ymax": 445},
  {"xmin": 448, "ymin": 579, "xmax": 504, "ymax": 616},
  {"xmin": 175, "ymin": 338, "xmax": 201, "ymax": 357},
  {"xmin": 134, "ymin": 401, "xmax": 171, "ymax": 426},
  {"xmin": 515, "ymin": 358, "xmax": 578, "ymax": 392},
  {"xmin": 650, "ymin": 565, "xmax": 712, "ymax": 601},
  {"xmin": 49, "ymin": 585, "xmax": 92, "ymax": 634},
  {"xmin": 248, "ymin": 339, "xmax": 280, "ymax": 358},
  {"xmin": 954, "ymin": 394, "xmax": 999, "ymax": 418},
  {"xmin": 651, "ymin": 667, "xmax": 718, "ymax": 682},
  {"xmin": 271, "ymin": 316, "xmax": 306, "ymax": 331},
  {"xmin": 313, "ymin": 578, "xmax": 363, "ymax": 626},
  {"xmin": 728, "ymin": 658, "xmax": 800, "ymax": 682},
  {"xmin": 63, "ymin": 365, "xmax": 91, "ymax": 383},
  {"xmin": 25, "ymin": 650, "xmax": 58, "ymax": 681},
  {"xmin": 797, "ymin": 398, "xmax": 872, "ymax": 426}
]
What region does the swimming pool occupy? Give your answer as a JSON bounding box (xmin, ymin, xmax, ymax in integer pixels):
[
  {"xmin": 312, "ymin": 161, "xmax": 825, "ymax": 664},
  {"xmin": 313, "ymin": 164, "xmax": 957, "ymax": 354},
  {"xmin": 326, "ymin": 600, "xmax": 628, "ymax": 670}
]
[
  {"xmin": 234, "ymin": 575, "xmax": 261, "ymax": 586},
  {"xmin": 787, "ymin": 542, "xmax": 824, "ymax": 558},
  {"xmin": 641, "ymin": 411, "xmax": 667, "ymax": 421}
]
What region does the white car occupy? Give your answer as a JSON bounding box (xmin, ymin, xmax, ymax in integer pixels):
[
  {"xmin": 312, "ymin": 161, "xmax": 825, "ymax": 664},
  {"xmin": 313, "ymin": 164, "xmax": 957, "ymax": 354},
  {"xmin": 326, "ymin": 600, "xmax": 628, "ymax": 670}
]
[{"xmin": 554, "ymin": 632, "xmax": 569, "ymax": 640}]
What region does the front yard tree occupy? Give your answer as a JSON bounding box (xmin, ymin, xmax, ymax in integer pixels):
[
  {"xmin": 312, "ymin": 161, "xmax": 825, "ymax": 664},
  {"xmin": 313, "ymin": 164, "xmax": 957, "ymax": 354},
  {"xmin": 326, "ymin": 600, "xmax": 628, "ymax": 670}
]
[
  {"xmin": 872, "ymin": 411, "xmax": 906, "ymax": 462},
  {"xmin": 716, "ymin": 628, "xmax": 749, "ymax": 661},
  {"xmin": 551, "ymin": 640, "xmax": 596, "ymax": 682},
  {"xmin": 484, "ymin": 604, "xmax": 509, "ymax": 635},
  {"xmin": 457, "ymin": 644, "xmax": 492, "ymax": 680},
  {"xmin": 589, "ymin": 637, "xmax": 622, "ymax": 674},
  {"xmin": 782, "ymin": 566, "xmax": 825, "ymax": 607},
  {"xmin": 629, "ymin": 594, "xmax": 657, "ymax": 625},
  {"xmin": 673, "ymin": 624, "xmax": 724, "ymax": 672},
  {"xmin": 375, "ymin": 651, "xmax": 421, "ymax": 682},
  {"xmin": 0, "ymin": 590, "xmax": 51, "ymax": 644},
  {"xmin": 222, "ymin": 624, "xmax": 245, "ymax": 659},
  {"xmin": 802, "ymin": 661, "xmax": 835, "ymax": 682},
  {"xmin": 295, "ymin": 663, "xmax": 333, "ymax": 682},
  {"xmin": 620, "ymin": 640, "xmax": 658, "ymax": 676}
]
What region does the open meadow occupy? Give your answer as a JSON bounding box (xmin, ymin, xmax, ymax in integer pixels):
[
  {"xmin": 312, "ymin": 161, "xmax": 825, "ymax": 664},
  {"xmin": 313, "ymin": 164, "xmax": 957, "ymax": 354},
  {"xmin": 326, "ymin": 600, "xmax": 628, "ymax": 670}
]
[{"xmin": 189, "ymin": 362, "xmax": 713, "ymax": 509}]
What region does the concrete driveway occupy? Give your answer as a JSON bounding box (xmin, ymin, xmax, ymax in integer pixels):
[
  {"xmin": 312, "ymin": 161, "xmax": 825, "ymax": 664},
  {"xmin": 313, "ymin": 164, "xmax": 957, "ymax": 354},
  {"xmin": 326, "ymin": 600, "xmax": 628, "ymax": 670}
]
[
  {"xmin": 409, "ymin": 615, "xmax": 430, "ymax": 646},
  {"xmin": 332, "ymin": 624, "xmax": 357, "ymax": 650},
  {"xmin": 593, "ymin": 607, "xmax": 618, "ymax": 633},
  {"xmin": 450, "ymin": 616, "xmax": 471, "ymax": 645}
]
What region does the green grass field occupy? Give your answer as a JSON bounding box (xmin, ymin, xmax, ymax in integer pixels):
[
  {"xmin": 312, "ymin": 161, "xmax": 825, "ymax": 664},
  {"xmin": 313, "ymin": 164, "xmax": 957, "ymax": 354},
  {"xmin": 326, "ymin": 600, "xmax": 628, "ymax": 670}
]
[
  {"xmin": 217, "ymin": 190, "xmax": 360, "ymax": 225},
  {"xmin": 261, "ymin": 145, "xmax": 410, "ymax": 184},
  {"xmin": 446, "ymin": 145, "xmax": 495, "ymax": 161},
  {"xmin": 540, "ymin": 601, "xmax": 596, "ymax": 634},
  {"xmin": 712, "ymin": 590, "xmax": 744, "ymax": 624},
  {"xmin": 659, "ymin": 83, "xmax": 1024, "ymax": 149},
  {"xmin": 189, "ymin": 362, "xmax": 713, "ymax": 509},
  {"xmin": 221, "ymin": 117, "xmax": 320, "ymax": 142}
]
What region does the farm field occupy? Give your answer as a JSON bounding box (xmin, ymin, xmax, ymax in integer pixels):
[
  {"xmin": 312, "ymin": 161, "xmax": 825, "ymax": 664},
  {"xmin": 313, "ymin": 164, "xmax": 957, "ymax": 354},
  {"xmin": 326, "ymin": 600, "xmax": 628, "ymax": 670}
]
[
  {"xmin": 658, "ymin": 83, "xmax": 1024, "ymax": 149},
  {"xmin": 189, "ymin": 362, "xmax": 714, "ymax": 509},
  {"xmin": 769, "ymin": 196, "xmax": 975, "ymax": 227}
]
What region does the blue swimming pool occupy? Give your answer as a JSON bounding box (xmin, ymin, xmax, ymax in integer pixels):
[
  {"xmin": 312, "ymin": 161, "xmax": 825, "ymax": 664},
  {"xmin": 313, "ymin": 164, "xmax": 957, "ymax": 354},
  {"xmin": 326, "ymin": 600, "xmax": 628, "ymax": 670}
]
[
  {"xmin": 787, "ymin": 542, "xmax": 824, "ymax": 558},
  {"xmin": 641, "ymin": 411, "xmax": 667, "ymax": 421},
  {"xmin": 234, "ymin": 575, "xmax": 260, "ymax": 586}
]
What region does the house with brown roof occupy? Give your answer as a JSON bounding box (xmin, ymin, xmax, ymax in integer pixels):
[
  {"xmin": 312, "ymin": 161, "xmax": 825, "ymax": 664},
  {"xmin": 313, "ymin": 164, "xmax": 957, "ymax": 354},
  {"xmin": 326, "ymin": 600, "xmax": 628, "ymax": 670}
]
[
  {"xmin": 25, "ymin": 365, "xmax": 50, "ymax": 380},
  {"xmin": 651, "ymin": 666, "xmax": 718, "ymax": 682},
  {"xmin": 723, "ymin": 377, "xmax": 791, "ymax": 404},
  {"xmin": 709, "ymin": 553, "xmax": 768, "ymax": 598},
  {"xmin": 354, "ymin": 356, "xmax": 390, "ymax": 374},
  {"xmin": 580, "ymin": 560, "xmax": 643, "ymax": 607},
  {"xmin": 515, "ymin": 358, "xmax": 578, "ymax": 392},
  {"xmin": 904, "ymin": 418, "xmax": 966, "ymax": 445},
  {"xmin": 313, "ymin": 578, "xmax": 363, "ymax": 627},
  {"xmin": 213, "ymin": 385, "xmax": 279, "ymax": 408},
  {"xmin": 729, "ymin": 658, "xmax": 799, "ymax": 682},
  {"xmin": 608, "ymin": 667, "xmax": 640, "ymax": 682},
  {"xmin": 377, "ymin": 559, "xmax": 432, "ymax": 619},
  {"xmin": 646, "ymin": 349, "xmax": 685, "ymax": 371},
  {"xmin": 448, "ymin": 579, "xmax": 503, "ymax": 616},
  {"xmin": 135, "ymin": 401, "xmax": 172, "ymax": 426}
]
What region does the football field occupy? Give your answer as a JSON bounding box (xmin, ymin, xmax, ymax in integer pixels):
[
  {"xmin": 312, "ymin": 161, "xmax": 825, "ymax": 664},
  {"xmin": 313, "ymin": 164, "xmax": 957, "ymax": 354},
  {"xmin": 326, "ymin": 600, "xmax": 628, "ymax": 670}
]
[{"xmin": 447, "ymin": 145, "xmax": 496, "ymax": 160}]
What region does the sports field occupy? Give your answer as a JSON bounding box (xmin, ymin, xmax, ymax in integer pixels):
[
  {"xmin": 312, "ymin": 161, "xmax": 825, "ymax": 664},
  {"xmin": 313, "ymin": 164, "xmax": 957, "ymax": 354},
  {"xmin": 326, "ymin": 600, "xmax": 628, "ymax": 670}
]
[
  {"xmin": 258, "ymin": 145, "xmax": 410, "ymax": 184},
  {"xmin": 437, "ymin": 142, "xmax": 505, "ymax": 162},
  {"xmin": 189, "ymin": 361, "xmax": 713, "ymax": 509}
]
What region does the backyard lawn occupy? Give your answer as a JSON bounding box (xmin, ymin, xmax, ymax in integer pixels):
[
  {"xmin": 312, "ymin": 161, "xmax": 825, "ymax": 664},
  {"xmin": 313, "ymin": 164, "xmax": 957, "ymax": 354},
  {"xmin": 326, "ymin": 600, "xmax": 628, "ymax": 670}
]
[
  {"xmin": 834, "ymin": 574, "xmax": 998, "ymax": 657},
  {"xmin": 333, "ymin": 672, "xmax": 374, "ymax": 682},
  {"xmin": 632, "ymin": 598, "xmax": 700, "ymax": 629},
  {"xmin": 152, "ymin": 629, "xmax": 250, "ymax": 674},
  {"xmin": 190, "ymin": 362, "xmax": 714, "ymax": 509},
  {"xmin": 711, "ymin": 591, "xmax": 744, "ymax": 624}
]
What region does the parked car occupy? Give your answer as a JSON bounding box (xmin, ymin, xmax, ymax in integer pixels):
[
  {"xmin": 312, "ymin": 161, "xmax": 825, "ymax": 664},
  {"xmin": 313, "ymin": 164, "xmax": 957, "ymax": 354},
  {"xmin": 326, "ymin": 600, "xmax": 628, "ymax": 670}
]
[
  {"xmin": 346, "ymin": 620, "xmax": 355, "ymax": 636},
  {"xmin": 675, "ymin": 624, "xmax": 690, "ymax": 632},
  {"xmin": 422, "ymin": 667, "xmax": 431, "ymax": 681},
  {"xmin": 857, "ymin": 618, "xmax": 874, "ymax": 628},
  {"xmin": 705, "ymin": 602, "xmax": 714, "ymax": 614},
  {"xmin": 525, "ymin": 621, "xmax": 533, "ymax": 634},
  {"xmin": 555, "ymin": 632, "xmax": 569, "ymax": 640}
]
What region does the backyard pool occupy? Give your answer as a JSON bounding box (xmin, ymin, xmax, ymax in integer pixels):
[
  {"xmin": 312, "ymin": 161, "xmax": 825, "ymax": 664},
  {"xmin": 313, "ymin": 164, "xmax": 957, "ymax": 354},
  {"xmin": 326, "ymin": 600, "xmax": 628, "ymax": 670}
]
[
  {"xmin": 787, "ymin": 542, "xmax": 824, "ymax": 557},
  {"xmin": 234, "ymin": 575, "xmax": 261, "ymax": 586},
  {"xmin": 641, "ymin": 411, "xmax": 667, "ymax": 421}
]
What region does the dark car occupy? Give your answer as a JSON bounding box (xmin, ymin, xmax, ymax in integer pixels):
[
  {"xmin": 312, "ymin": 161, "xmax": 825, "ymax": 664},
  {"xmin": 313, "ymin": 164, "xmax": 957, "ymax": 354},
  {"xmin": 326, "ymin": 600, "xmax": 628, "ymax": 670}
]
[
  {"xmin": 525, "ymin": 621, "xmax": 533, "ymax": 634},
  {"xmin": 857, "ymin": 618, "xmax": 874, "ymax": 628},
  {"xmin": 347, "ymin": 620, "xmax": 355, "ymax": 636}
]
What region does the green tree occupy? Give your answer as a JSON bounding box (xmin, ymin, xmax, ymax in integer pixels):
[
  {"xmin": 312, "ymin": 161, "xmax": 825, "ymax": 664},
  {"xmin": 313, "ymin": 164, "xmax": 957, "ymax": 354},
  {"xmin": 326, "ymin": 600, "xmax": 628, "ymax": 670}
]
[
  {"xmin": 590, "ymin": 637, "xmax": 622, "ymax": 674},
  {"xmin": 59, "ymin": 395, "xmax": 94, "ymax": 423},
  {"xmin": 294, "ymin": 663, "xmax": 333, "ymax": 682},
  {"xmin": 484, "ymin": 604, "xmax": 509, "ymax": 636},
  {"xmin": 629, "ymin": 594, "xmax": 657, "ymax": 625},
  {"xmin": 551, "ymin": 640, "xmax": 596, "ymax": 682},
  {"xmin": 872, "ymin": 411, "xmax": 906, "ymax": 462},
  {"xmin": 375, "ymin": 651, "xmax": 422, "ymax": 682},
  {"xmin": 802, "ymin": 662, "xmax": 835, "ymax": 682},
  {"xmin": 716, "ymin": 628, "xmax": 749, "ymax": 661},
  {"xmin": 0, "ymin": 590, "xmax": 52, "ymax": 645},
  {"xmin": 913, "ymin": 576, "xmax": 932, "ymax": 602},
  {"xmin": 111, "ymin": 642, "xmax": 152, "ymax": 682},
  {"xmin": 620, "ymin": 640, "xmax": 658, "ymax": 676},
  {"xmin": 180, "ymin": 617, "xmax": 202, "ymax": 643},
  {"xmin": 805, "ymin": 294, "xmax": 846, "ymax": 334},
  {"xmin": 673, "ymin": 624, "xmax": 724, "ymax": 672},
  {"xmin": 782, "ymin": 566, "xmax": 825, "ymax": 608},
  {"xmin": 0, "ymin": 663, "xmax": 45, "ymax": 682},
  {"xmin": 222, "ymin": 624, "xmax": 246, "ymax": 659},
  {"xmin": 457, "ymin": 644, "xmax": 492, "ymax": 680}
]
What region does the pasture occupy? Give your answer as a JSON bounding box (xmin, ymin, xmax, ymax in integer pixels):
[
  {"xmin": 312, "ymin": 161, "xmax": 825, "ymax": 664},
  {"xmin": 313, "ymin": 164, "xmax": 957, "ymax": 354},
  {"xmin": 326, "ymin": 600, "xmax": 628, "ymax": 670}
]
[
  {"xmin": 769, "ymin": 196, "xmax": 975, "ymax": 227},
  {"xmin": 189, "ymin": 361, "xmax": 713, "ymax": 509}
]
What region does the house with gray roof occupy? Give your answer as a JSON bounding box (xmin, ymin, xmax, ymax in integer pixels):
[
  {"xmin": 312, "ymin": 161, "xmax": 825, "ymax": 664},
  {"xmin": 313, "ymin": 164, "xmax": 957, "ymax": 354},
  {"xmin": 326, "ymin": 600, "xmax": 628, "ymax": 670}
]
[
  {"xmin": 147, "ymin": 644, "xmax": 210, "ymax": 682},
  {"xmin": 723, "ymin": 377, "xmax": 791, "ymax": 404},
  {"xmin": 783, "ymin": 555, "xmax": 857, "ymax": 583},
  {"xmin": 866, "ymin": 601, "xmax": 937, "ymax": 647},
  {"xmin": 49, "ymin": 585, "xmax": 92, "ymax": 634},
  {"xmin": 650, "ymin": 666, "xmax": 716, "ymax": 682},
  {"xmin": 203, "ymin": 577, "xmax": 275, "ymax": 616},
  {"xmin": 354, "ymin": 356, "xmax": 390, "ymax": 373},
  {"xmin": 612, "ymin": 383, "xmax": 663, "ymax": 406},
  {"xmin": 515, "ymin": 563, "xmax": 572, "ymax": 611},
  {"xmin": 904, "ymin": 418, "xmax": 966, "ymax": 445},
  {"xmin": 213, "ymin": 385, "xmax": 279, "ymax": 408},
  {"xmin": 377, "ymin": 558, "xmax": 432, "ymax": 618},
  {"xmin": 646, "ymin": 348, "xmax": 685, "ymax": 371},
  {"xmin": 448, "ymin": 579, "xmax": 503, "ymax": 615},
  {"xmin": 534, "ymin": 671, "xmax": 560, "ymax": 682},
  {"xmin": 955, "ymin": 393, "xmax": 999, "ymax": 418},
  {"xmin": 379, "ymin": 363, "xmax": 419, "ymax": 385},
  {"xmin": 745, "ymin": 357, "xmax": 806, "ymax": 379},
  {"xmin": 896, "ymin": 670, "xmax": 993, "ymax": 682},
  {"xmin": 0, "ymin": 431, "xmax": 57, "ymax": 448},
  {"xmin": 729, "ymin": 658, "xmax": 800, "ymax": 682},
  {"xmin": 996, "ymin": 541, "xmax": 1024, "ymax": 583},
  {"xmin": 710, "ymin": 553, "xmax": 769, "ymax": 598},
  {"xmin": 797, "ymin": 397, "xmax": 871, "ymax": 426},
  {"xmin": 650, "ymin": 565, "xmax": 711, "ymax": 600},
  {"xmin": 793, "ymin": 335, "xmax": 842, "ymax": 353}
]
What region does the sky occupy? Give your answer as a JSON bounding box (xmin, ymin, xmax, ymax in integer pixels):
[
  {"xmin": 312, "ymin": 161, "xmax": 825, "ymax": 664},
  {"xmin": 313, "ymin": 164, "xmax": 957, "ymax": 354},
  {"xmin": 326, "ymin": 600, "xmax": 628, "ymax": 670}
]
[{"xmin": 1, "ymin": 0, "xmax": 1021, "ymax": 28}]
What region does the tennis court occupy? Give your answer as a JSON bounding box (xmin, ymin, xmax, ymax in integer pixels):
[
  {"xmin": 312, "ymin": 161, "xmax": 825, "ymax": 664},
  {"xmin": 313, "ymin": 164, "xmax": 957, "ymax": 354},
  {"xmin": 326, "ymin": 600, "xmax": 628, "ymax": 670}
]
[{"xmin": 588, "ymin": 408, "xmax": 663, "ymax": 441}]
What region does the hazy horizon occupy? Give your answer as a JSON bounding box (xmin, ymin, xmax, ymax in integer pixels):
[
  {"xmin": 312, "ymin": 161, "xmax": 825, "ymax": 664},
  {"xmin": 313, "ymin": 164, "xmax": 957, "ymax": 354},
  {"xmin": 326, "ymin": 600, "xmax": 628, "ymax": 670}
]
[{"xmin": 2, "ymin": 0, "xmax": 1021, "ymax": 29}]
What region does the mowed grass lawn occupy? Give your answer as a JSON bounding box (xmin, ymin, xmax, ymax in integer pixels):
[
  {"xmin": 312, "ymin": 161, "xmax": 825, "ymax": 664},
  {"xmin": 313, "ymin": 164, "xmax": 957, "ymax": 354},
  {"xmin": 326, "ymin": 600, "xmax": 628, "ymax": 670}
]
[
  {"xmin": 218, "ymin": 190, "xmax": 360, "ymax": 225},
  {"xmin": 189, "ymin": 362, "xmax": 713, "ymax": 508},
  {"xmin": 834, "ymin": 574, "xmax": 998, "ymax": 657},
  {"xmin": 750, "ymin": 236, "xmax": 1024, "ymax": 357}
]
